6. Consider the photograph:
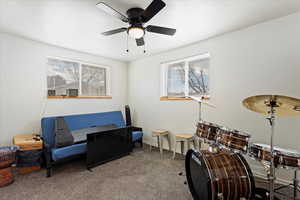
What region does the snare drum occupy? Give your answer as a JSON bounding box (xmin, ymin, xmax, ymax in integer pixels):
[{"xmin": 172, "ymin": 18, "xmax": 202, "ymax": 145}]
[
  {"xmin": 217, "ymin": 127, "xmax": 250, "ymax": 154},
  {"xmin": 250, "ymin": 143, "xmax": 300, "ymax": 169},
  {"xmin": 196, "ymin": 121, "xmax": 220, "ymax": 144}
]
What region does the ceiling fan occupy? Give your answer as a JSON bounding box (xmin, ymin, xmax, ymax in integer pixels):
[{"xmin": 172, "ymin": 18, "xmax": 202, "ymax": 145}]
[{"xmin": 96, "ymin": 0, "xmax": 176, "ymax": 47}]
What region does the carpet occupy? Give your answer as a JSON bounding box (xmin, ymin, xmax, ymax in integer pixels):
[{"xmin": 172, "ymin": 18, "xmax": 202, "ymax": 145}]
[{"xmin": 0, "ymin": 146, "xmax": 297, "ymax": 200}]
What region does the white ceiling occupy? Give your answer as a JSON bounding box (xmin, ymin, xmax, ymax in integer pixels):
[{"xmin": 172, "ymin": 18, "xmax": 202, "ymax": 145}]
[{"xmin": 1, "ymin": 0, "xmax": 300, "ymax": 61}]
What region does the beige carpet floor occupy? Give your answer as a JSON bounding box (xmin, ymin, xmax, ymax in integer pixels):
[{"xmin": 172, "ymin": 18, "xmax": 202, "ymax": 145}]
[{"xmin": 0, "ymin": 146, "xmax": 297, "ymax": 200}]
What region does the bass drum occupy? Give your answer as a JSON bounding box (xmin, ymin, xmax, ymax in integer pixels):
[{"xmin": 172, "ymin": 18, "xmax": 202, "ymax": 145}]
[{"xmin": 185, "ymin": 149, "xmax": 255, "ymax": 200}]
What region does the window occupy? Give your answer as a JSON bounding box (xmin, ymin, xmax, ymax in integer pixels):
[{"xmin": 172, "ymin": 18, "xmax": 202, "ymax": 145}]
[
  {"xmin": 47, "ymin": 58, "xmax": 110, "ymax": 98},
  {"xmin": 81, "ymin": 64, "xmax": 106, "ymax": 96},
  {"xmin": 161, "ymin": 53, "xmax": 210, "ymax": 100}
]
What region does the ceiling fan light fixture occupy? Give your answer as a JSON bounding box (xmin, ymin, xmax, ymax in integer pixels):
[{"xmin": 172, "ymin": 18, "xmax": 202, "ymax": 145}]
[{"xmin": 128, "ymin": 27, "xmax": 145, "ymax": 39}]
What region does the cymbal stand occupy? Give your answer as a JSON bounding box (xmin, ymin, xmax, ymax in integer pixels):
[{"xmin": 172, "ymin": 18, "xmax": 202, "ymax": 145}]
[
  {"xmin": 294, "ymin": 170, "xmax": 300, "ymax": 200},
  {"xmin": 196, "ymin": 97, "xmax": 203, "ymax": 150},
  {"xmin": 191, "ymin": 96, "xmax": 217, "ymax": 151},
  {"xmin": 267, "ymin": 104, "xmax": 276, "ymax": 200}
]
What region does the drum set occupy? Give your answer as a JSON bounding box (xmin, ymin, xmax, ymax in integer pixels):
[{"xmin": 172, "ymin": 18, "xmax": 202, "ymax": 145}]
[{"xmin": 185, "ymin": 95, "xmax": 300, "ymax": 200}]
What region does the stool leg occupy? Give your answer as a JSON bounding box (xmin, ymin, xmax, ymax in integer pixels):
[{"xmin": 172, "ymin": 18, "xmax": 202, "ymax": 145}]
[
  {"xmin": 192, "ymin": 139, "xmax": 196, "ymax": 149},
  {"xmin": 150, "ymin": 136, "xmax": 153, "ymax": 152},
  {"xmin": 159, "ymin": 135, "xmax": 163, "ymax": 158},
  {"xmin": 198, "ymin": 138, "xmax": 202, "ymax": 150},
  {"xmin": 180, "ymin": 141, "xmax": 184, "ymax": 154},
  {"xmin": 173, "ymin": 141, "xmax": 178, "ymax": 159},
  {"xmin": 157, "ymin": 136, "xmax": 160, "ymax": 149},
  {"xmin": 187, "ymin": 140, "xmax": 191, "ymax": 154},
  {"xmin": 167, "ymin": 134, "xmax": 171, "ymax": 151}
]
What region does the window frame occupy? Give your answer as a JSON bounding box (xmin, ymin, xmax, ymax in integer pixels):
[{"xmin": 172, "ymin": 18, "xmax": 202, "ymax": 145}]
[
  {"xmin": 47, "ymin": 56, "xmax": 111, "ymax": 99},
  {"xmin": 160, "ymin": 53, "xmax": 210, "ymax": 100}
]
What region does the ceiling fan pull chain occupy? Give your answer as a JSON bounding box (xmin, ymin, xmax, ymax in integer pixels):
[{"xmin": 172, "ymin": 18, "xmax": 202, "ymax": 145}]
[
  {"xmin": 143, "ymin": 36, "xmax": 146, "ymax": 53},
  {"xmin": 126, "ymin": 34, "xmax": 129, "ymax": 53}
]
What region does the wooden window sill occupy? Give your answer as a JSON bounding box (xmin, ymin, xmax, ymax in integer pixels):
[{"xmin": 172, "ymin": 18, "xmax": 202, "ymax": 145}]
[
  {"xmin": 160, "ymin": 96, "xmax": 210, "ymax": 101},
  {"xmin": 48, "ymin": 96, "xmax": 112, "ymax": 99}
]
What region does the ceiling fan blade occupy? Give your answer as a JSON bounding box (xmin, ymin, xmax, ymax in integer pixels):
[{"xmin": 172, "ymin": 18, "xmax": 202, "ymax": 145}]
[
  {"xmin": 136, "ymin": 38, "xmax": 145, "ymax": 46},
  {"xmin": 101, "ymin": 28, "xmax": 127, "ymax": 36},
  {"xmin": 96, "ymin": 2, "xmax": 129, "ymax": 23},
  {"xmin": 141, "ymin": 0, "xmax": 166, "ymax": 23},
  {"xmin": 146, "ymin": 25, "xmax": 176, "ymax": 35}
]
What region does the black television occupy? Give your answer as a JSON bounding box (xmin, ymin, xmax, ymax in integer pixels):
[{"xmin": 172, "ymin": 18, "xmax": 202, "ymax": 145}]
[{"xmin": 86, "ymin": 127, "xmax": 132, "ymax": 169}]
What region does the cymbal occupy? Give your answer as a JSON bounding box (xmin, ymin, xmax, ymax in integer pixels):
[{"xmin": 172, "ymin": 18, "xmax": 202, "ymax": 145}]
[{"xmin": 242, "ymin": 95, "xmax": 300, "ymax": 116}]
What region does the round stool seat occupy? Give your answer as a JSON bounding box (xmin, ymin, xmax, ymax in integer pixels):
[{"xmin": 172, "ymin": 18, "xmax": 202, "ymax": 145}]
[
  {"xmin": 152, "ymin": 130, "xmax": 169, "ymax": 134},
  {"xmin": 175, "ymin": 134, "xmax": 194, "ymax": 139}
]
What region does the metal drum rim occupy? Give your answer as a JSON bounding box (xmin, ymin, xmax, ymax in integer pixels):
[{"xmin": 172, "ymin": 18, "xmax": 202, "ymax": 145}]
[
  {"xmin": 219, "ymin": 126, "xmax": 251, "ymax": 137},
  {"xmin": 250, "ymin": 143, "xmax": 300, "ymax": 156},
  {"xmin": 217, "ymin": 143, "xmax": 249, "ymax": 154},
  {"xmin": 198, "ymin": 120, "xmax": 221, "ymax": 128},
  {"xmin": 185, "ymin": 149, "xmax": 213, "ymax": 200}
]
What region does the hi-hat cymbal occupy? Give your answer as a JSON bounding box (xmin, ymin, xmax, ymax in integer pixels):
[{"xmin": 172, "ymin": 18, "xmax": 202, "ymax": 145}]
[{"xmin": 243, "ymin": 95, "xmax": 300, "ymax": 116}]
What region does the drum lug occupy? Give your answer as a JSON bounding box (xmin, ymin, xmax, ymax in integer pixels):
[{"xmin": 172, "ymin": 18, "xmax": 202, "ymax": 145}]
[
  {"xmin": 217, "ymin": 193, "xmax": 224, "ymax": 200},
  {"xmin": 279, "ymin": 155, "xmax": 283, "ymax": 165}
]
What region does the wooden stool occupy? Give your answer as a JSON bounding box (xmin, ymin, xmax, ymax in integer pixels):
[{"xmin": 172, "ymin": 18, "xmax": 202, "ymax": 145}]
[
  {"xmin": 173, "ymin": 134, "xmax": 196, "ymax": 159},
  {"xmin": 150, "ymin": 130, "xmax": 171, "ymax": 158}
]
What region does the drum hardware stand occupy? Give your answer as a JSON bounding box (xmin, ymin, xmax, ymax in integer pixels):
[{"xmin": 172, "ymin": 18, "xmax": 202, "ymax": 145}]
[
  {"xmin": 261, "ymin": 161, "xmax": 271, "ymax": 175},
  {"xmin": 208, "ymin": 144, "xmax": 219, "ymax": 153},
  {"xmin": 266, "ymin": 98, "xmax": 278, "ymax": 200},
  {"xmin": 293, "ymin": 170, "xmax": 300, "ymax": 200},
  {"xmin": 279, "ymin": 170, "xmax": 300, "ymax": 200},
  {"xmin": 190, "ymin": 95, "xmax": 216, "ymax": 152},
  {"xmin": 242, "ymin": 95, "xmax": 300, "ymax": 200}
]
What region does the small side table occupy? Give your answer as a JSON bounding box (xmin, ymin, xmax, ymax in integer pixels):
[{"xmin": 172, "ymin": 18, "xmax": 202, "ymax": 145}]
[
  {"xmin": 13, "ymin": 135, "xmax": 43, "ymax": 175},
  {"xmin": 150, "ymin": 130, "xmax": 171, "ymax": 158},
  {"xmin": 173, "ymin": 134, "xmax": 196, "ymax": 159}
]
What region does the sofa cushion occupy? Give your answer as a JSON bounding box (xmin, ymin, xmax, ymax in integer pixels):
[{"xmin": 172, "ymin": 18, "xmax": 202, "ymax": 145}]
[
  {"xmin": 132, "ymin": 131, "xmax": 143, "ymax": 142},
  {"xmin": 51, "ymin": 143, "xmax": 87, "ymax": 161},
  {"xmin": 42, "ymin": 111, "xmax": 126, "ymax": 148}
]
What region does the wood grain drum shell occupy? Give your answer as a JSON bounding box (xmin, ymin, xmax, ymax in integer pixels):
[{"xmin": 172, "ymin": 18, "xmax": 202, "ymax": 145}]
[
  {"xmin": 185, "ymin": 149, "xmax": 255, "ymax": 200},
  {"xmin": 217, "ymin": 127, "xmax": 250, "ymax": 154},
  {"xmin": 196, "ymin": 121, "xmax": 220, "ymax": 144},
  {"xmin": 249, "ymin": 143, "xmax": 300, "ymax": 169}
]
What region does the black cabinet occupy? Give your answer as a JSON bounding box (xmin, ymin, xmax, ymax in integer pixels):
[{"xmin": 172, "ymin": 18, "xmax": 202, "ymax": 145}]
[{"xmin": 86, "ymin": 127, "xmax": 132, "ymax": 169}]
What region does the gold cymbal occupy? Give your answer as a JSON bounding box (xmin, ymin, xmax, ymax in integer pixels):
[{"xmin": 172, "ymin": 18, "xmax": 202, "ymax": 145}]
[{"xmin": 242, "ymin": 95, "xmax": 300, "ymax": 116}]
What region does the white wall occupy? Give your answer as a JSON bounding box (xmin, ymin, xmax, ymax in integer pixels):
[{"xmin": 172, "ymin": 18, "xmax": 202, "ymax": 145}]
[
  {"xmin": 128, "ymin": 12, "xmax": 300, "ymax": 182},
  {"xmin": 0, "ymin": 33, "xmax": 128, "ymax": 145}
]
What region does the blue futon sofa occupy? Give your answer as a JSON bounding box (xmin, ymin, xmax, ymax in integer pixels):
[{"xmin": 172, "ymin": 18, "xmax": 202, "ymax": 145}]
[{"xmin": 41, "ymin": 111, "xmax": 143, "ymax": 177}]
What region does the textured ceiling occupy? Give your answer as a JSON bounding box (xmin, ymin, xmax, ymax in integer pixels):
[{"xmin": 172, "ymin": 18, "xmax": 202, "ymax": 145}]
[{"xmin": 1, "ymin": 0, "xmax": 300, "ymax": 61}]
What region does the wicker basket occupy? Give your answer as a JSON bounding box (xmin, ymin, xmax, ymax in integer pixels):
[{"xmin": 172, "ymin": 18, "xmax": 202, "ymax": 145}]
[
  {"xmin": 0, "ymin": 146, "xmax": 19, "ymax": 168},
  {"xmin": 0, "ymin": 167, "xmax": 14, "ymax": 187}
]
